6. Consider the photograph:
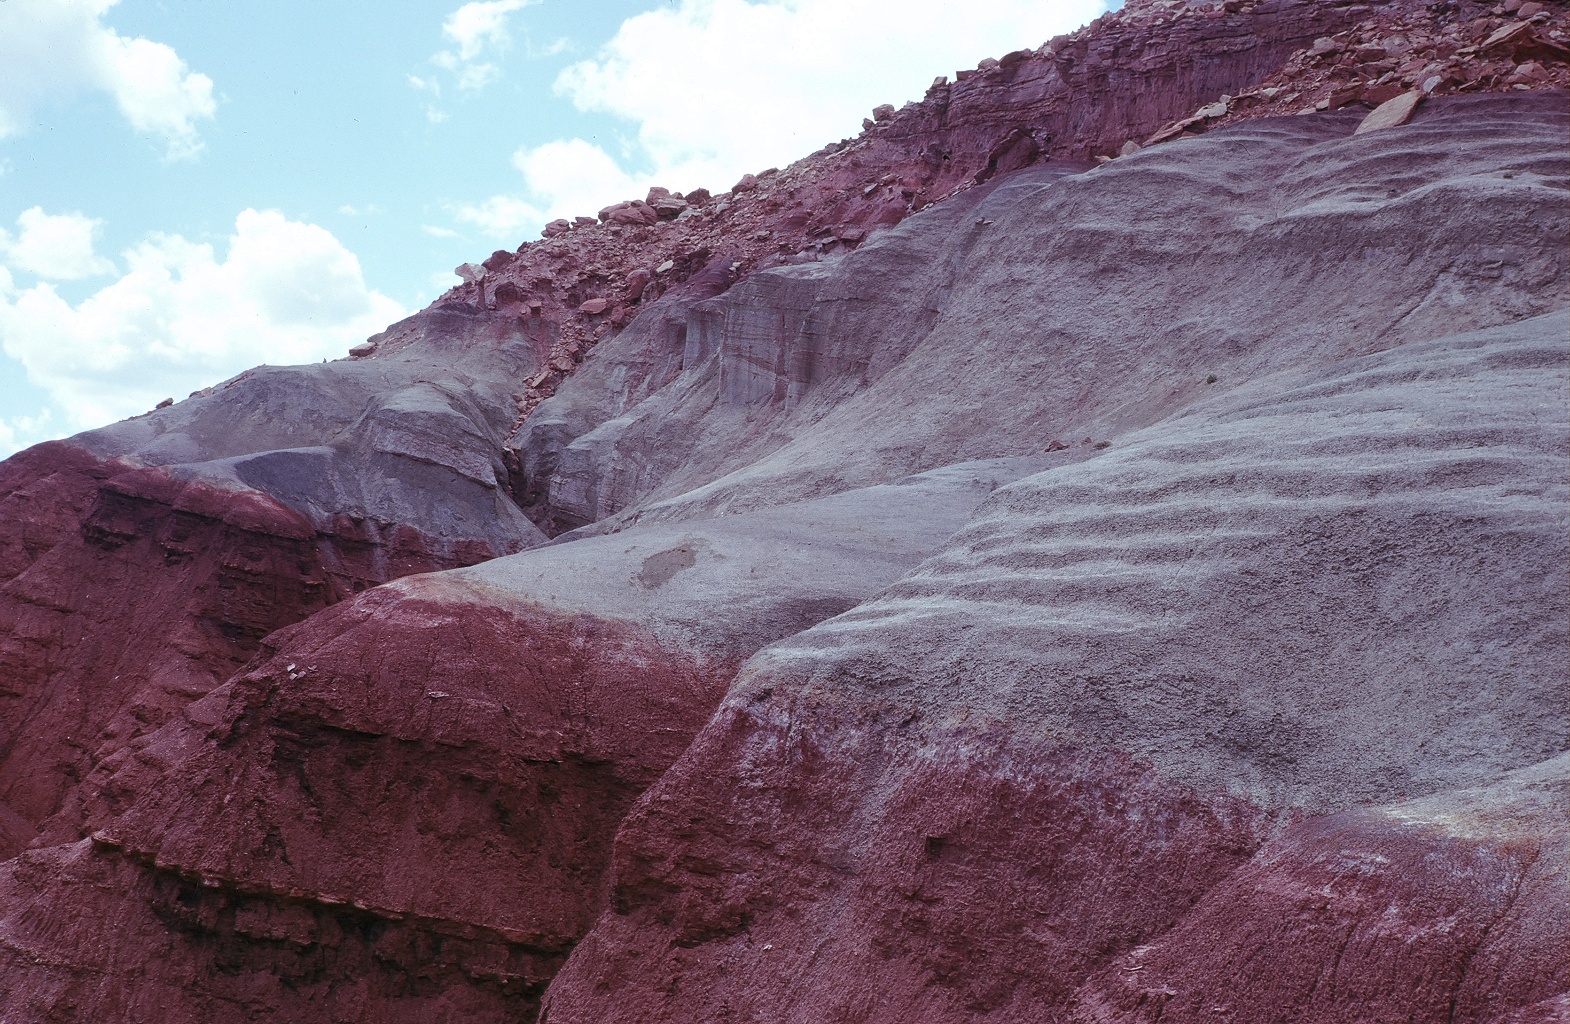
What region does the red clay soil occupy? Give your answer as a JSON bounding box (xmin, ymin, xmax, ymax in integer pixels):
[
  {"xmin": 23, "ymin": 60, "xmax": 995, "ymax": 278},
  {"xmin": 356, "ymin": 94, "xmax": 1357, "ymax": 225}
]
[
  {"xmin": 544, "ymin": 701, "xmax": 1566, "ymax": 1024},
  {"xmin": 0, "ymin": 442, "xmax": 502, "ymax": 846},
  {"xmin": 0, "ymin": 583, "xmax": 736, "ymax": 1021},
  {"xmin": 544, "ymin": 706, "xmax": 1273, "ymax": 1023}
]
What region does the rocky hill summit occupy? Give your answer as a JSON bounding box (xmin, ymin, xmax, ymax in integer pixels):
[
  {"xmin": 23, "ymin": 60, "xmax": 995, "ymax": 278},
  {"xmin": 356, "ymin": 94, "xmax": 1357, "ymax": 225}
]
[{"xmin": 0, "ymin": 0, "xmax": 1564, "ymax": 1021}]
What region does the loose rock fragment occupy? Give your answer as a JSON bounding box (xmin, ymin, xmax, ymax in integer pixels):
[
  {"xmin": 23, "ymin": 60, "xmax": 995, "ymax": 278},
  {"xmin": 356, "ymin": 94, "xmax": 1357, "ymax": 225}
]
[{"xmin": 1355, "ymin": 90, "xmax": 1423, "ymax": 133}]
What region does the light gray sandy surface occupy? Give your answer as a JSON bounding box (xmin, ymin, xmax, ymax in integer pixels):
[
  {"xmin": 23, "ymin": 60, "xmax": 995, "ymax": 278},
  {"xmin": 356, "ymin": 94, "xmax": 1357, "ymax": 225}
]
[
  {"xmin": 521, "ymin": 93, "xmax": 1569, "ymax": 535},
  {"xmin": 725, "ymin": 313, "xmax": 1569, "ymax": 812},
  {"xmin": 418, "ymin": 457, "xmax": 1055, "ymax": 659}
]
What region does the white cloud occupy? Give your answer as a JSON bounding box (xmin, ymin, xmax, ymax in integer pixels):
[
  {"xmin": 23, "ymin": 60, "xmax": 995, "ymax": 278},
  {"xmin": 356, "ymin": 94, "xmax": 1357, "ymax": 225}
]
[
  {"xmin": 415, "ymin": 0, "xmax": 541, "ymax": 111},
  {"xmin": 407, "ymin": 72, "xmax": 448, "ymax": 122},
  {"xmin": 568, "ymin": 0, "xmax": 1106, "ymax": 186},
  {"xmin": 443, "ymin": 0, "xmax": 539, "ymax": 61},
  {"xmin": 0, "ymin": 0, "xmax": 215, "ymax": 159},
  {"xmin": 0, "ymin": 409, "xmax": 56, "ymax": 459},
  {"xmin": 452, "ymin": 195, "xmax": 546, "ymax": 240},
  {"xmin": 459, "ymin": 0, "xmax": 1107, "ymax": 239},
  {"xmin": 453, "ymin": 138, "xmax": 642, "ymax": 239},
  {"xmin": 0, "ymin": 208, "xmax": 115, "ymax": 281},
  {"xmin": 457, "ymin": 62, "xmax": 503, "ymax": 92},
  {"xmin": 0, "ymin": 210, "xmax": 404, "ymax": 433}
]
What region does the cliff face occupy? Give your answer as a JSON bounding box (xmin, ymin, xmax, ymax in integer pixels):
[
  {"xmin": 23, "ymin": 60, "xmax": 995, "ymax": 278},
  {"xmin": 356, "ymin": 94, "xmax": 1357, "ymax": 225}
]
[
  {"xmin": 543, "ymin": 308, "xmax": 1569, "ymax": 1021},
  {"xmin": 0, "ymin": 461, "xmax": 1044, "ymax": 1020},
  {"xmin": 0, "ymin": 310, "xmax": 546, "ymax": 846},
  {"xmin": 0, "ymin": 0, "xmax": 1565, "ymax": 1020}
]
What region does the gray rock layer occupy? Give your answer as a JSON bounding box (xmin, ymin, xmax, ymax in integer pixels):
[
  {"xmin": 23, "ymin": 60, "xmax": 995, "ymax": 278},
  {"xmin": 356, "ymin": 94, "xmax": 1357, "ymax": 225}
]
[
  {"xmin": 737, "ymin": 312, "xmax": 1570, "ymax": 813},
  {"xmin": 78, "ymin": 305, "xmax": 549, "ymax": 553},
  {"xmin": 519, "ymin": 93, "xmax": 1569, "ymax": 535}
]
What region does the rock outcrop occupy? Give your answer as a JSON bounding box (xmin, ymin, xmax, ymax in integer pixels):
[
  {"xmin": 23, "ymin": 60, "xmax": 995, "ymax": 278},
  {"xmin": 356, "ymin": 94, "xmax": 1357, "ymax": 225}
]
[
  {"xmin": 0, "ymin": 306, "xmax": 545, "ymax": 841},
  {"xmin": 436, "ymin": 0, "xmax": 1570, "ymax": 461},
  {"xmin": 518, "ymin": 93, "xmax": 1567, "ymax": 532},
  {"xmin": 0, "ymin": 1, "xmax": 1565, "ymax": 1021},
  {"xmin": 544, "ymin": 310, "xmax": 1569, "ymax": 1021},
  {"xmin": 0, "ymin": 461, "xmax": 1044, "ymax": 1020}
]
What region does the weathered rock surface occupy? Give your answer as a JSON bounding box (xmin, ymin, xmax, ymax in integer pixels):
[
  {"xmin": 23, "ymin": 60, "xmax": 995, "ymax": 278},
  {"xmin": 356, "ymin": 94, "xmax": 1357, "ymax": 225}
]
[
  {"xmin": 1073, "ymin": 755, "xmax": 1569, "ymax": 1023},
  {"xmin": 429, "ymin": 0, "xmax": 1393, "ymax": 429},
  {"xmin": 519, "ymin": 93, "xmax": 1568, "ymax": 531},
  {"xmin": 0, "ymin": 3, "xmax": 1564, "ymax": 1021},
  {"xmin": 0, "ymin": 460, "xmax": 1044, "ymax": 1020},
  {"xmin": 542, "ymin": 311, "xmax": 1569, "ymax": 1023},
  {"xmin": 432, "ymin": 0, "xmax": 1570, "ymax": 442},
  {"xmin": 1178, "ymin": 0, "xmax": 1570, "ymax": 139},
  {"xmin": 0, "ymin": 306, "xmax": 546, "ymax": 836}
]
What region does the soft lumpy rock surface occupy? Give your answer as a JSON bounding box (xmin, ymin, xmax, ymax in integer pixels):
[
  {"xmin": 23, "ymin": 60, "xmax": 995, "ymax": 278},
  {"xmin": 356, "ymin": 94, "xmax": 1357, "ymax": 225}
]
[
  {"xmin": 0, "ymin": 25, "xmax": 1563, "ymax": 1024},
  {"xmin": 540, "ymin": 313, "xmax": 1568, "ymax": 1024}
]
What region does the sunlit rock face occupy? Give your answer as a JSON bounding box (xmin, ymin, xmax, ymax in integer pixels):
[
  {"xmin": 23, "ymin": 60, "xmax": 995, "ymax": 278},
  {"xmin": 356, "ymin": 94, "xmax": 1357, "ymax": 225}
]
[
  {"xmin": 0, "ymin": 0, "xmax": 1564, "ymax": 1017},
  {"xmin": 545, "ymin": 309, "xmax": 1568, "ymax": 1022}
]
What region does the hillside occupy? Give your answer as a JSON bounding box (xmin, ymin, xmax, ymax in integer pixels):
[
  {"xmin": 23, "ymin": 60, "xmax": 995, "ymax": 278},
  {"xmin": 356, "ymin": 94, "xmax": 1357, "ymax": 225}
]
[{"xmin": 0, "ymin": 0, "xmax": 1564, "ymax": 1020}]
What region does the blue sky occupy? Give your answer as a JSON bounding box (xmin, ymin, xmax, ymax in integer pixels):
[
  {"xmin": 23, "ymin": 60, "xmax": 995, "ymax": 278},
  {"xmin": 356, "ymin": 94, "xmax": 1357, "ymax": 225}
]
[{"xmin": 0, "ymin": 0, "xmax": 1108, "ymax": 456}]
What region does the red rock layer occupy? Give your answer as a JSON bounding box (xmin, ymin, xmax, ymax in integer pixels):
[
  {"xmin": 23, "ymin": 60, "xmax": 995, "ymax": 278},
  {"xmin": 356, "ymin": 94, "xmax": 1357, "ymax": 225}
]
[
  {"xmin": 545, "ymin": 703, "xmax": 1272, "ymax": 1023},
  {"xmin": 1073, "ymin": 775, "xmax": 1568, "ymax": 1023},
  {"xmin": 0, "ymin": 443, "xmax": 502, "ymax": 844},
  {"xmin": 1150, "ymin": 0, "xmax": 1570, "ymax": 140},
  {"xmin": 542, "ymin": 705, "xmax": 1567, "ymax": 1024},
  {"xmin": 0, "ymin": 456, "xmax": 1032, "ymax": 1019},
  {"xmin": 415, "ymin": 0, "xmax": 1568, "ymax": 432},
  {"xmin": 0, "ymin": 839, "xmax": 529, "ymax": 1024},
  {"xmin": 0, "ymin": 576, "xmax": 738, "ymax": 1021}
]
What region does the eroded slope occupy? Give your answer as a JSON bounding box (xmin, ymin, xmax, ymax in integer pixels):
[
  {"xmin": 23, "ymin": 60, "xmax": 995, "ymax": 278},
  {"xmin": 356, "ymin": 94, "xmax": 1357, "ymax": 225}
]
[
  {"xmin": 519, "ymin": 94, "xmax": 1568, "ymax": 531},
  {"xmin": 0, "ymin": 12, "xmax": 1561, "ymax": 1022},
  {"xmin": 0, "ymin": 461, "xmax": 1045, "ymax": 1021},
  {"xmin": 543, "ymin": 311, "xmax": 1568, "ymax": 1024}
]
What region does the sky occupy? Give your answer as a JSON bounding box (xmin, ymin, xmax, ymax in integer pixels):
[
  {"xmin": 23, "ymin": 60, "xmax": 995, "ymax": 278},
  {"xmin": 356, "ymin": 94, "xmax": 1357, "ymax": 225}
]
[{"xmin": 0, "ymin": 0, "xmax": 1111, "ymax": 457}]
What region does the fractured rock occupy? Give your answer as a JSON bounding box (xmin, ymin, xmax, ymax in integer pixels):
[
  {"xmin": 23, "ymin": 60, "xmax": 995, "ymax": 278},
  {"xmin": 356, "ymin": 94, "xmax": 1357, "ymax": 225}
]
[
  {"xmin": 625, "ymin": 268, "xmax": 653, "ymax": 299},
  {"xmin": 605, "ymin": 202, "xmax": 659, "ymax": 227},
  {"xmin": 647, "ymin": 188, "xmax": 690, "ymax": 219},
  {"xmin": 1356, "ymin": 89, "xmax": 1424, "ymax": 132}
]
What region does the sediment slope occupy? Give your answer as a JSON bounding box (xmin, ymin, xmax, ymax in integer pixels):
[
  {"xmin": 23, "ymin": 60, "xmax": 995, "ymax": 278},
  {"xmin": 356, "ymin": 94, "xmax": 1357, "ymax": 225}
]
[
  {"xmin": 0, "ymin": 2, "xmax": 1563, "ymax": 1021},
  {"xmin": 0, "ymin": 307, "xmax": 546, "ymax": 840},
  {"xmin": 542, "ymin": 311, "xmax": 1568, "ymax": 1024},
  {"xmin": 522, "ymin": 93, "xmax": 1567, "ymax": 528},
  {"xmin": 0, "ymin": 461, "xmax": 1042, "ymax": 1020}
]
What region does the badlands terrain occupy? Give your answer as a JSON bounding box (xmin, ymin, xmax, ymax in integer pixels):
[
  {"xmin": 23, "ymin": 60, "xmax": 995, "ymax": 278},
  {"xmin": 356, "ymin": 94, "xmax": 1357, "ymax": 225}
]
[{"xmin": 0, "ymin": 0, "xmax": 1565, "ymax": 1020}]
